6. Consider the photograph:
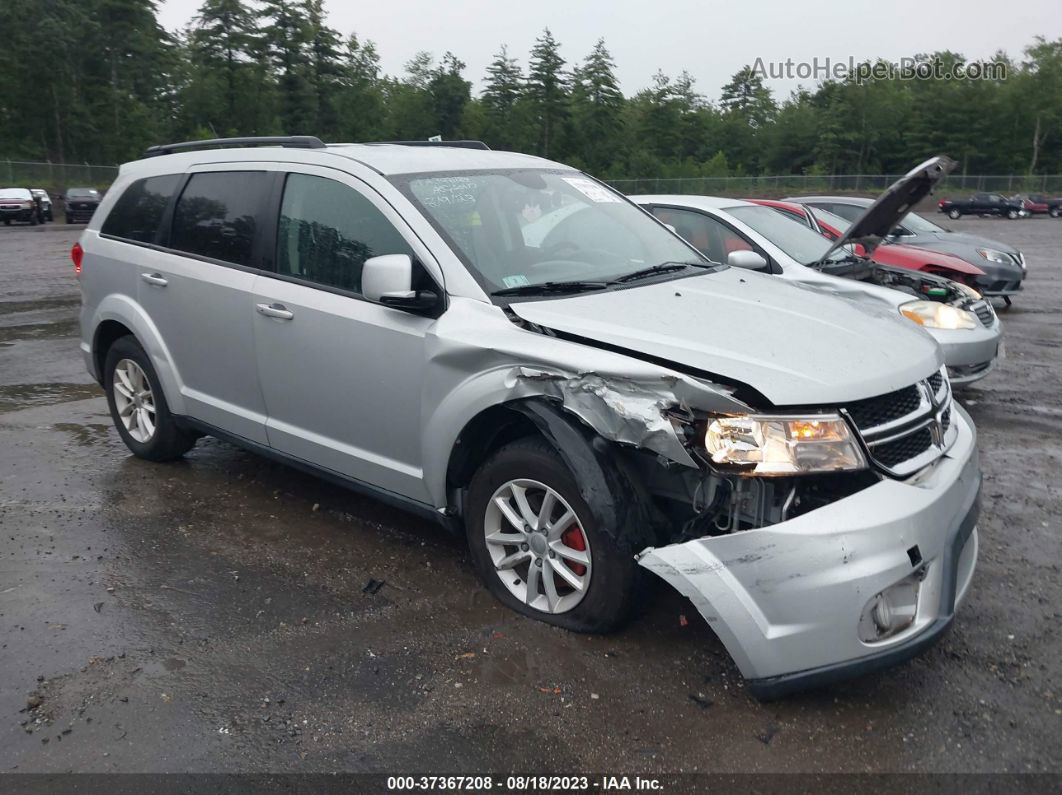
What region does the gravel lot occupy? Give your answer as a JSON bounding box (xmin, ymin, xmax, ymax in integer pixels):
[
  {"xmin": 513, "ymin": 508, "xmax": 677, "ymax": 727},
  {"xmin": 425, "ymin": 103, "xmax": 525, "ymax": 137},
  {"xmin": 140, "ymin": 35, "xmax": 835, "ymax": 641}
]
[{"xmin": 0, "ymin": 218, "xmax": 1059, "ymax": 775}]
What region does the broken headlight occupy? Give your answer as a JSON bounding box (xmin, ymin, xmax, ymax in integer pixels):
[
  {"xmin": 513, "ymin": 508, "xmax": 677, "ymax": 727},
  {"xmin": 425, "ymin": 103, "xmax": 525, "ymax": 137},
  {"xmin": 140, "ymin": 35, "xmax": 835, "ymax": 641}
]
[
  {"xmin": 900, "ymin": 300, "xmax": 978, "ymax": 330},
  {"xmin": 703, "ymin": 415, "xmax": 867, "ymax": 476}
]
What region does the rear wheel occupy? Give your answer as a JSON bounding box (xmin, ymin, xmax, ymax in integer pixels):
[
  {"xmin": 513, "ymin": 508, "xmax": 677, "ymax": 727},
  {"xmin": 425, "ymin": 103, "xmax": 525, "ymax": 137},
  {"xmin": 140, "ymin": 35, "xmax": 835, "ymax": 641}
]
[
  {"xmin": 1050, "ymin": 207, "xmax": 1060, "ymax": 218},
  {"xmin": 104, "ymin": 335, "xmax": 197, "ymax": 461},
  {"xmin": 1006, "ymin": 209, "xmax": 1019, "ymax": 219},
  {"xmin": 947, "ymin": 208, "xmax": 961, "ymax": 219},
  {"xmin": 465, "ymin": 437, "xmax": 639, "ymax": 633}
]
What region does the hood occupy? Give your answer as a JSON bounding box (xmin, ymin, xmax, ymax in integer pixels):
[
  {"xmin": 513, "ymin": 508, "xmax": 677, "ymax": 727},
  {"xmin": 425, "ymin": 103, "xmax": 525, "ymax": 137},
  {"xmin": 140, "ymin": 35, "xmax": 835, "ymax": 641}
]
[
  {"xmin": 910, "ymin": 230, "xmax": 1019, "ymax": 256},
  {"xmin": 874, "ymin": 242, "xmax": 985, "ymax": 277},
  {"xmin": 508, "ymin": 268, "xmax": 942, "ymax": 406},
  {"xmin": 817, "ymin": 156, "xmax": 957, "ymax": 266}
]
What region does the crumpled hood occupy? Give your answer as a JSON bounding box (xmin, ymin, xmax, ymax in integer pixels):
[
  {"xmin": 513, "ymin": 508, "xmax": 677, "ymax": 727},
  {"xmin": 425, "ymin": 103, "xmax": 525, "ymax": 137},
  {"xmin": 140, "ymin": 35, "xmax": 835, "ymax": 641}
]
[{"xmin": 508, "ymin": 268, "xmax": 942, "ymax": 406}]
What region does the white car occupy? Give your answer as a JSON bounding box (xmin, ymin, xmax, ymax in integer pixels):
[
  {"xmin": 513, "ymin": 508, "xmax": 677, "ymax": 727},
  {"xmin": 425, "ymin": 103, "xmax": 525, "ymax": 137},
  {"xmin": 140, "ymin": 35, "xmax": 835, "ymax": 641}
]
[{"xmin": 632, "ymin": 194, "xmax": 1002, "ymax": 386}]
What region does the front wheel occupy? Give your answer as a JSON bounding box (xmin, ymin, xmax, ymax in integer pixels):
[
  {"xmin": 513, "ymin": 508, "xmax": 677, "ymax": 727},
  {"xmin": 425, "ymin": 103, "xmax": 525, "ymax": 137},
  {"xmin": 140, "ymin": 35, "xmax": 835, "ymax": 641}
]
[
  {"xmin": 465, "ymin": 437, "xmax": 639, "ymax": 633},
  {"xmin": 1050, "ymin": 207, "xmax": 1060, "ymax": 218},
  {"xmin": 1006, "ymin": 209, "xmax": 1019, "ymax": 219},
  {"xmin": 104, "ymin": 335, "xmax": 197, "ymax": 461},
  {"xmin": 947, "ymin": 208, "xmax": 961, "ymax": 219}
]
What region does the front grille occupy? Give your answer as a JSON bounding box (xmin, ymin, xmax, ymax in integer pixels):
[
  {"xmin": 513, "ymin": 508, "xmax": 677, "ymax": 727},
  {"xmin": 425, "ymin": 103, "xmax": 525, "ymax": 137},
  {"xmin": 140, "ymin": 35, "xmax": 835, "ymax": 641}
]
[
  {"xmin": 968, "ymin": 300, "xmax": 994, "ymax": 326},
  {"xmin": 873, "ymin": 428, "xmax": 934, "ymax": 468},
  {"xmin": 842, "ymin": 368, "xmax": 953, "ymax": 477},
  {"xmin": 1010, "ymin": 252, "xmax": 1024, "ymax": 267},
  {"xmin": 843, "ymin": 385, "xmax": 922, "ymax": 432}
]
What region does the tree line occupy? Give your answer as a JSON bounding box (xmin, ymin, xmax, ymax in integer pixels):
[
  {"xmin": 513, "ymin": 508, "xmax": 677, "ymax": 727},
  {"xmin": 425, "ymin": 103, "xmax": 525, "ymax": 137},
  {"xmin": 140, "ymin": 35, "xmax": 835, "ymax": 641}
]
[{"xmin": 2, "ymin": 0, "xmax": 1061, "ymax": 179}]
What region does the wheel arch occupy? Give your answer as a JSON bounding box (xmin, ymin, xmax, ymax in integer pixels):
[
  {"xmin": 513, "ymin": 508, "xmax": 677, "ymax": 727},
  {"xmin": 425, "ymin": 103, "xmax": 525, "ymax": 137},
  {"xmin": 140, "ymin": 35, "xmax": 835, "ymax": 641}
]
[{"xmin": 87, "ymin": 294, "xmax": 186, "ymax": 415}]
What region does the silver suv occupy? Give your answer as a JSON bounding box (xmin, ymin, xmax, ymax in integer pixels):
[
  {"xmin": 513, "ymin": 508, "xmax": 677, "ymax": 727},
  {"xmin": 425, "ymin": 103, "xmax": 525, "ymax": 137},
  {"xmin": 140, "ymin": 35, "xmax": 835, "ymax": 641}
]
[{"xmin": 78, "ymin": 137, "xmax": 980, "ymax": 698}]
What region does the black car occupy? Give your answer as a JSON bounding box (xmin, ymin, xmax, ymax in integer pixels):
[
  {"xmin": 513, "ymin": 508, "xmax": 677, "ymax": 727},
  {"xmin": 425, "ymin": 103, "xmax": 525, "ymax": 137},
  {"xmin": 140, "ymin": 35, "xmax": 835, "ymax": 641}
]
[
  {"xmin": 64, "ymin": 187, "xmax": 102, "ymax": 223},
  {"xmin": 938, "ymin": 193, "xmax": 1026, "ymax": 220}
]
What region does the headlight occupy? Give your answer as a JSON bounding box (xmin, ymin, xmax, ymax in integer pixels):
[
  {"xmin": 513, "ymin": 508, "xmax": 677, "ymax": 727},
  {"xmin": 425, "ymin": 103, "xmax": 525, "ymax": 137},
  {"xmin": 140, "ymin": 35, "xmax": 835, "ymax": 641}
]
[
  {"xmin": 704, "ymin": 415, "xmax": 866, "ymax": 476},
  {"xmin": 955, "ymin": 282, "xmax": 982, "ymax": 300},
  {"xmin": 976, "ymin": 248, "xmax": 1012, "ymax": 265},
  {"xmin": 900, "ymin": 300, "xmax": 977, "ymax": 330}
]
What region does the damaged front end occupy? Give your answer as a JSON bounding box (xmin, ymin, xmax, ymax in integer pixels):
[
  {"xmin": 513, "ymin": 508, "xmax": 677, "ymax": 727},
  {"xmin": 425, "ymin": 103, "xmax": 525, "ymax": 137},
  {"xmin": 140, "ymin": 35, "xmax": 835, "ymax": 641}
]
[
  {"xmin": 503, "ymin": 350, "xmax": 979, "ymax": 700},
  {"xmin": 627, "ymin": 369, "xmax": 980, "ymax": 699}
]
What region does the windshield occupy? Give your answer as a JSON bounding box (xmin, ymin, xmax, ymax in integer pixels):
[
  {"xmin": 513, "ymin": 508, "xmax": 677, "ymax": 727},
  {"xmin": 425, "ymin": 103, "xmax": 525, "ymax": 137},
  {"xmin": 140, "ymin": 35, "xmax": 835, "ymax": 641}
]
[
  {"xmin": 0, "ymin": 189, "xmax": 31, "ymax": 200},
  {"xmin": 67, "ymin": 188, "xmax": 99, "ymax": 199},
  {"xmin": 725, "ymin": 205, "xmax": 837, "ymax": 266},
  {"xmin": 395, "ymin": 170, "xmax": 709, "ymax": 294},
  {"xmin": 898, "ymin": 211, "xmax": 946, "ymax": 234}
]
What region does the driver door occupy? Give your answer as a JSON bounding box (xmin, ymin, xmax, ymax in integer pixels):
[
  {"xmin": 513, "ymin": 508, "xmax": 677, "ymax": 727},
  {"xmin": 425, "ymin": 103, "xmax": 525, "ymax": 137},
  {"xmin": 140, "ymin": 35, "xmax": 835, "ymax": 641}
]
[{"xmin": 251, "ymin": 167, "xmax": 444, "ymax": 503}]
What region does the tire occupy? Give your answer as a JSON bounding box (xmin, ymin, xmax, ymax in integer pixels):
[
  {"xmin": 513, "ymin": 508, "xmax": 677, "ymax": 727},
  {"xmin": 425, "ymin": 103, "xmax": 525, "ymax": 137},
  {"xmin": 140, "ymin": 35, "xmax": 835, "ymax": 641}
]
[
  {"xmin": 1050, "ymin": 208, "xmax": 1060, "ymax": 218},
  {"xmin": 465, "ymin": 436, "xmax": 640, "ymax": 633},
  {"xmin": 947, "ymin": 208, "xmax": 961, "ymax": 219},
  {"xmin": 3, "ymin": 220, "xmax": 9, "ymax": 226},
  {"xmin": 29, "ymin": 214, "xmax": 38, "ymax": 226},
  {"xmin": 103, "ymin": 335, "xmax": 197, "ymax": 461},
  {"xmin": 1006, "ymin": 209, "xmax": 1019, "ymax": 219}
]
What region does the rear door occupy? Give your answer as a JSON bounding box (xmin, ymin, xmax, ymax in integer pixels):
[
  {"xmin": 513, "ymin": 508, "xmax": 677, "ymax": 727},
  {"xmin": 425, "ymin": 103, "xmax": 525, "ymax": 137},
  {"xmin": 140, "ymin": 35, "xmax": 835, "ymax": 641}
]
[
  {"xmin": 251, "ymin": 166, "xmax": 442, "ymax": 503},
  {"xmin": 137, "ymin": 165, "xmax": 273, "ymax": 443}
]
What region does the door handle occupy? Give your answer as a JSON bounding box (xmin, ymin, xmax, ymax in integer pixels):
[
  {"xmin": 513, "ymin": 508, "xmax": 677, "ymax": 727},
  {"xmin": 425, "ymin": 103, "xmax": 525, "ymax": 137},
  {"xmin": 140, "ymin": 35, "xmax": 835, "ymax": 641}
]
[
  {"xmin": 140, "ymin": 272, "xmax": 168, "ymax": 287},
  {"xmin": 256, "ymin": 302, "xmax": 294, "ymax": 320}
]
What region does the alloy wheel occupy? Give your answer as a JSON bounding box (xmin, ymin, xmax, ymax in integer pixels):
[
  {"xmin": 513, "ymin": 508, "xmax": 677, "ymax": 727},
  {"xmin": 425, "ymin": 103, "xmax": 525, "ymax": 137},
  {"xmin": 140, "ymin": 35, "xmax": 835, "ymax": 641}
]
[
  {"xmin": 483, "ymin": 478, "xmax": 592, "ymax": 614},
  {"xmin": 113, "ymin": 358, "xmax": 157, "ymax": 443}
]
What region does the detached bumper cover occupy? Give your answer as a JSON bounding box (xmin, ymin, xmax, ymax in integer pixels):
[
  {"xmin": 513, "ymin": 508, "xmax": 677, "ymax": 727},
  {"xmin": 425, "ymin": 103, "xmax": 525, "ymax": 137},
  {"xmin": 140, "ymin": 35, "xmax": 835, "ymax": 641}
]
[{"xmin": 638, "ymin": 403, "xmax": 980, "ymax": 698}]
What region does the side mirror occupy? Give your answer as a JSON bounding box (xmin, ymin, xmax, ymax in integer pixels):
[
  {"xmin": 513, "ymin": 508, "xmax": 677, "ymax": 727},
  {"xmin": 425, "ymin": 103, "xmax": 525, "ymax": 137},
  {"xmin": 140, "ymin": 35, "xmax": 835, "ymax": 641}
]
[
  {"xmin": 362, "ymin": 254, "xmax": 441, "ymax": 314},
  {"xmin": 728, "ymin": 250, "xmax": 768, "ymax": 270}
]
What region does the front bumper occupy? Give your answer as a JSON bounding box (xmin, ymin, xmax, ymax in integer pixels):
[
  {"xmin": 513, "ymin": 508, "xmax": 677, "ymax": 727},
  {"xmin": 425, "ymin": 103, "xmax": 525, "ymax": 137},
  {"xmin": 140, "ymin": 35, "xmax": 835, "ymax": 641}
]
[
  {"xmin": 0, "ymin": 207, "xmax": 35, "ymax": 222},
  {"xmin": 928, "ymin": 321, "xmax": 1002, "ymax": 386},
  {"xmin": 638, "ymin": 403, "xmax": 980, "ymax": 698}
]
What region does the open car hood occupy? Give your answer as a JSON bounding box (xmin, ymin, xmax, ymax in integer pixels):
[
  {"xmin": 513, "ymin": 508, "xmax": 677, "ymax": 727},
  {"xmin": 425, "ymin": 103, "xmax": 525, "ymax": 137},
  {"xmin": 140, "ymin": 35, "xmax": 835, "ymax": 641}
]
[
  {"xmin": 816, "ymin": 156, "xmax": 957, "ymax": 266},
  {"xmin": 508, "ymin": 268, "xmax": 941, "ymax": 406}
]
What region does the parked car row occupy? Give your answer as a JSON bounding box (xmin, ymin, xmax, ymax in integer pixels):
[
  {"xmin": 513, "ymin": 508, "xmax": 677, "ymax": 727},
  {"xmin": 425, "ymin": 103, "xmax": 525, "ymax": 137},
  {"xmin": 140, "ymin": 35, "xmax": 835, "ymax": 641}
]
[
  {"xmin": 936, "ymin": 191, "xmax": 1062, "ymax": 219},
  {"xmin": 76, "ymin": 140, "xmax": 986, "ymax": 699},
  {"xmin": 0, "ymin": 186, "xmax": 102, "ymax": 225}
]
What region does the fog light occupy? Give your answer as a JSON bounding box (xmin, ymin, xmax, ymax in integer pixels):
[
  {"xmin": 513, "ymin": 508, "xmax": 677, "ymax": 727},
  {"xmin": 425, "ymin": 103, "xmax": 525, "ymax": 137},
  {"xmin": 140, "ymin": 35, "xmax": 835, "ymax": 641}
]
[{"xmin": 860, "ymin": 576, "xmax": 921, "ymax": 642}]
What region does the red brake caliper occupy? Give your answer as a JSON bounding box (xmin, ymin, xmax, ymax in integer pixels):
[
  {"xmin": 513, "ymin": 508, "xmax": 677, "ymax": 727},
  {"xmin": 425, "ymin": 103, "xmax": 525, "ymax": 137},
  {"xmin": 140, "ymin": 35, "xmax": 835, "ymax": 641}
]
[{"xmin": 560, "ymin": 527, "xmax": 587, "ymax": 577}]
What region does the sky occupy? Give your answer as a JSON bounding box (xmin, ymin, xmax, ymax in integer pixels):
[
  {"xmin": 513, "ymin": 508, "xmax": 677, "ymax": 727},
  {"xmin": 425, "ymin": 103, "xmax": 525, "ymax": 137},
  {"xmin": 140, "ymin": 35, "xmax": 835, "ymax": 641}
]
[{"xmin": 156, "ymin": 0, "xmax": 1061, "ymax": 101}]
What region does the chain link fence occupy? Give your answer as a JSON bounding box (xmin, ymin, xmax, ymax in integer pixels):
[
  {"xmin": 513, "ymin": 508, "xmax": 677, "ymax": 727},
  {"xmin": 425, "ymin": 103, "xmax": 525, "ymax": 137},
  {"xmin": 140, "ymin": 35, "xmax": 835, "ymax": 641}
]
[
  {"xmin": 1, "ymin": 160, "xmax": 119, "ymax": 193},
  {"xmin": 3, "ymin": 159, "xmax": 1061, "ymax": 200}
]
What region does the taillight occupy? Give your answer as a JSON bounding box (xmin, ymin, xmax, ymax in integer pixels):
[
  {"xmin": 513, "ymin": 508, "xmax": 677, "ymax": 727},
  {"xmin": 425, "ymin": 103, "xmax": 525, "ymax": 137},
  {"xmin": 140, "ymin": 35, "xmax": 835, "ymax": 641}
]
[{"xmin": 71, "ymin": 242, "xmax": 83, "ymax": 274}]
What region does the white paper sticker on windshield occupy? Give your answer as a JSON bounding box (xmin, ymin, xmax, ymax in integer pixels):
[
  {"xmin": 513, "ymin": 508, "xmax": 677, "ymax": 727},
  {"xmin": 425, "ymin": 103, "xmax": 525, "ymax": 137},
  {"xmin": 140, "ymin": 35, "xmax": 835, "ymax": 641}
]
[
  {"xmin": 562, "ymin": 177, "xmax": 620, "ymax": 203},
  {"xmin": 502, "ymin": 274, "xmax": 531, "ymax": 288}
]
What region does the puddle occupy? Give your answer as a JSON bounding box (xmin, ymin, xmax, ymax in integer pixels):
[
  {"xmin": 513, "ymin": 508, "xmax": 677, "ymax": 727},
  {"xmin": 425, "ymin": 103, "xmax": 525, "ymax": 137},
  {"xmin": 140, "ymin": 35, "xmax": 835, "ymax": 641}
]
[
  {"xmin": 52, "ymin": 422, "xmax": 113, "ymax": 446},
  {"xmin": 0, "ymin": 382, "xmax": 102, "ymax": 413},
  {"xmin": 0, "ymin": 296, "xmax": 80, "ymax": 315},
  {"xmin": 0, "ymin": 318, "xmax": 80, "ymax": 342}
]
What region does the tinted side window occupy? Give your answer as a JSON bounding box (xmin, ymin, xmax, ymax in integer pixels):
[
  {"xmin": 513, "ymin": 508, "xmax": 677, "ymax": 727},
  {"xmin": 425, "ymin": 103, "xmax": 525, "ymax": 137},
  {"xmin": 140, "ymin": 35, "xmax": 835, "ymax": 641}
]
[
  {"xmin": 170, "ymin": 171, "xmax": 267, "ymax": 266},
  {"xmin": 818, "ymin": 203, "xmax": 862, "ymax": 223},
  {"xmin": 101, "ymin": 174, "xmax": 180, "ymax": 243},
  {"xmin": 277, "ymin": 173, "xmax": 413, "ymax": 294},
  {"xmin": 651, "ymin": 207, "xmax": 752, "ymax": 264}
]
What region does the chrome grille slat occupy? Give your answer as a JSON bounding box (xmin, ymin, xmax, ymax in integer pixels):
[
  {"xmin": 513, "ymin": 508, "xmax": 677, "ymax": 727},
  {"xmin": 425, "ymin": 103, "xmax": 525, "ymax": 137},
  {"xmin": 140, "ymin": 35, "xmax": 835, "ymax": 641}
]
[{"xmin": 843, "ymin": 368, "xmax": 953, "ymax": 477}]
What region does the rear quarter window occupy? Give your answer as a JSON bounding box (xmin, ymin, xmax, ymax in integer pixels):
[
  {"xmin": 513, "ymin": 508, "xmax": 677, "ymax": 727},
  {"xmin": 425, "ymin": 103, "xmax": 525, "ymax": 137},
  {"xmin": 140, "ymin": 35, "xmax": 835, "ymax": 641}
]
[{"xmin": 100, "ymin": 174, "xmax": 180, "ymax": 243}]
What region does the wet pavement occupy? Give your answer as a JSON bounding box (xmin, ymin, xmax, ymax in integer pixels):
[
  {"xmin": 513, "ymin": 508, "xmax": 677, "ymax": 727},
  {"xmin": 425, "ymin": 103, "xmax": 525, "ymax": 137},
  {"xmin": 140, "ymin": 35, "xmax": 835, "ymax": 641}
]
[{"xmin": 0, "ymin": 219, "xmax": 1059, "ymax": 774}]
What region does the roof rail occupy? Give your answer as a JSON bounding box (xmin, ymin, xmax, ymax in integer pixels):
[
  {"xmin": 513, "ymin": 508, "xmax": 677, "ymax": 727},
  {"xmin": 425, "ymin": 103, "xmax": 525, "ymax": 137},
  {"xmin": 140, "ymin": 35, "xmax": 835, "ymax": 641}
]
[
  {"xmin": 143, "ymin": 136, "xmax": 327, "ymax": 158},
  {"xmin": 363, "ymin": 140, "xmax": 491, "ymax": 151}
]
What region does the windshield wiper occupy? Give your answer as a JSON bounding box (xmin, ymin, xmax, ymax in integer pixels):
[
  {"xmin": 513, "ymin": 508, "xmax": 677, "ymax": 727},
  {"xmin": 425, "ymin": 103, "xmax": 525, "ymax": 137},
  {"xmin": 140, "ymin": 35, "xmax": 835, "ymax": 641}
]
[
  {"xmin": 613, "ymin": 261, "xmax": 711, "ymax": 283},
  {"xmin": 491, "ymin": 280, "xmax": 613, "ymax": 297}
]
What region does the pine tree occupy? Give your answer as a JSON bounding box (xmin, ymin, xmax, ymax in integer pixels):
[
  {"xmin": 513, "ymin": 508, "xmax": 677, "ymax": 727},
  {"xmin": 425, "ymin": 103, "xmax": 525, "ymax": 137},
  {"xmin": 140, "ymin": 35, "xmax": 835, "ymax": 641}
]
[
  {"xmin": 257, "ymin": 0, "xmax": 314, "ymax": 133},
  {"xmin": 526, "ymin": 28, "xmax": 569, "ymax": 157},
  {"xmin": 571, "ymin": 39, "xmax": 624, "ymax": 170},
  {"xmin": 429, "ymin": 53, "xmax": 471, "ymax": 139},
  {"xmin": 188, "ymin": 0, "xmax": 257, "ymax": 130},
  {"xmin": 481, "ymin": 45, "xmax": 525, "ymax": 149},
  {"xmin": 304, "ymin": 0, "xmax": 344, "ymax": 139}
]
